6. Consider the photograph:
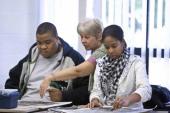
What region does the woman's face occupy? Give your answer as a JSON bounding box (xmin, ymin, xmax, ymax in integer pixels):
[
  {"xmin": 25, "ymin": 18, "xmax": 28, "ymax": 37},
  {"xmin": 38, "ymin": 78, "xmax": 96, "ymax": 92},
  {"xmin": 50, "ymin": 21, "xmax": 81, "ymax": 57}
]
[
  {"xmin": 80, "ymin": 34, "xmax": 101, "ymax": 51},
  {"xmin": 103, "ymin": 36, "xmax": 124, "ymax": 59}
]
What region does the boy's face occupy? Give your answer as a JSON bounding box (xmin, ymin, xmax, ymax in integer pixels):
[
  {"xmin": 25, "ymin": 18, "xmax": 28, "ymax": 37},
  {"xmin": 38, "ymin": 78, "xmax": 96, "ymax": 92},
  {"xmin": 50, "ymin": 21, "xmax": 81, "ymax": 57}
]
[{"xmin": 36, "ymin": 32, "xmax": 59, "ymax": 58}]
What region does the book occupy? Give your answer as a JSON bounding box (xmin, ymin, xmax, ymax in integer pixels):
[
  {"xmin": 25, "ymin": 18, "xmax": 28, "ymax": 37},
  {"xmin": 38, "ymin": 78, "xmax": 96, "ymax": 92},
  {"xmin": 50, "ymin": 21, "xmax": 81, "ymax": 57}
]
[{"xmin": 0, "ymin": 100, "xmax": 72, "ymax": 113}]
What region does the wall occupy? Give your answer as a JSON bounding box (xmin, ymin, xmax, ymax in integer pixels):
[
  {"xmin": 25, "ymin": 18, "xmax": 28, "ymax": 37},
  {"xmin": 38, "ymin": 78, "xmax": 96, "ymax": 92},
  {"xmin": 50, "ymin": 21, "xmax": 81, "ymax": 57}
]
[{"xmin": 0, "ymin": 0, "xmax": 40, "ymax": 88}]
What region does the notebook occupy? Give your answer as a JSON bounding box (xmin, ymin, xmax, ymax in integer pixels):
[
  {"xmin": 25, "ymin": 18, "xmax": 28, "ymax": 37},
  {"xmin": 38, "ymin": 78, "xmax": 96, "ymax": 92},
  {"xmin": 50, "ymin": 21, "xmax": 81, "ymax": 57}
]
[{"xmin": 0, "ymin": 100, "xmax": 72, "ymax": 113}]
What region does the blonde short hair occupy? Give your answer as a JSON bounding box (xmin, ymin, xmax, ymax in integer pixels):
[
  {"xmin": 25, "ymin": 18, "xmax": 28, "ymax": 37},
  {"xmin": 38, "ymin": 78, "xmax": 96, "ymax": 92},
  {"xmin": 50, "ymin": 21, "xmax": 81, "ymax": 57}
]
[{"xmin": 77, "ymin": 18, "xmax": 103, "ymax": 38}]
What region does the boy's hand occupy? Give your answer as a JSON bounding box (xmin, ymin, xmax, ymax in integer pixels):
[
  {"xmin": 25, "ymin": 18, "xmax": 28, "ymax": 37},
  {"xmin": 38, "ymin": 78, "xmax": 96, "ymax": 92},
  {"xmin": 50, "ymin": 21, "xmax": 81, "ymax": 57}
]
[{"xmin": 39, "ymin": 75, "xmax": 53, "ymax": 98}]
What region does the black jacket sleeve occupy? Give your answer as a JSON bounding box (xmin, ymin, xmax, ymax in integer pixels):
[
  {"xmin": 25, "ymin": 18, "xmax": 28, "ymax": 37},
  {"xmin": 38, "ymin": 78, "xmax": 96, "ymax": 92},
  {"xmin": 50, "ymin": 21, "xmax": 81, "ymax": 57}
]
[
  {"xmin": 60, "ymin": 38, "xmax": 90, "ymax": 105},
  {"xmin": 62, "ymin": 76, "xmax": 89, "ymax": 105},
  {"xmin": 5, "ymin": 43, "xmax": 36, "ymax": 89},
  {"xmin": 62, "ymin": 87, "xmax": 89, "ymax": 105},
  {"xmin": 5, "ymin": 55, "xmax": 28, "ymax": 89}
]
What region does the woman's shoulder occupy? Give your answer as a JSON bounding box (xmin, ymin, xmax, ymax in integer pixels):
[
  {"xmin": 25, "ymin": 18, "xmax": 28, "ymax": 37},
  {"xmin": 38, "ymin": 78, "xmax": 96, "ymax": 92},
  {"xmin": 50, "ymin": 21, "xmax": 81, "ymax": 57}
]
[{"xmin": 91, "ymin": 44, "xmax": 107, "ymax": 59}]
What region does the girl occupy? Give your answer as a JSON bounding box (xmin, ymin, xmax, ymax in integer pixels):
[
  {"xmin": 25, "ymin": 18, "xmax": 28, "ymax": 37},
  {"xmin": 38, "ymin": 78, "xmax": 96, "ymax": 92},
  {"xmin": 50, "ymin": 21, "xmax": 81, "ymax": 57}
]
[{"xmin": 88, "ymin": 25, "xmax": 151, "ymax": 109}]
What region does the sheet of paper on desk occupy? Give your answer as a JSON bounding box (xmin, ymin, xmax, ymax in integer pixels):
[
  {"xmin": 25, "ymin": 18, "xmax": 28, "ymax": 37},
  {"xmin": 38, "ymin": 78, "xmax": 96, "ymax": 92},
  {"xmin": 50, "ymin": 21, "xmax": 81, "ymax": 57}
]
[
  {"xmin": 18, "ymin": 100, "xmax": 72, "ymax": 109},
  {"xmin": 115, "ymin": 107, "xmax": 153, "ymax": 113},
  {"xmin": 51, "ymin": 107, "xmax": 153, "ymax": 113},
  {"xmin": 102, "ymin": 105, "xmax": 153, "ymax": 113},
  {"xmin": 0, "ymin": 106, "xmax": 39, "ymax": 113},
  {"xmin": 0, "ymin": 101, "xmax": 72, "ymax": 113},
  {"xmin": 49, "ymin": 108, "xmax": 93, "ymax": 113}
]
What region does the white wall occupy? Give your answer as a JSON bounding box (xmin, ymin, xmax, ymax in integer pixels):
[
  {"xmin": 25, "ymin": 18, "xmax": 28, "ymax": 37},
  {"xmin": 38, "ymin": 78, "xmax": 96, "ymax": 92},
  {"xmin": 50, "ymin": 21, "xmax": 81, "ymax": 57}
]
[
  {"xmin": 39, "ymin": 0, "xmax": 86, "ymax": 55},
  {"xmin": 0, "ymin": 0, "xmax": 40, "ymax": 89}
]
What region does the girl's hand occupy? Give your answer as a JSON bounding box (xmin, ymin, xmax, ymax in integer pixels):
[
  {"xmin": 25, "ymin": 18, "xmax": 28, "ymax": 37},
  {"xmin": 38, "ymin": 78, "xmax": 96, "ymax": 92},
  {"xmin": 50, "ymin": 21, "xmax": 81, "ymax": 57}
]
[
  {"xmin": 112, "ymin": 97, "xmax": 130, "ymax": 109},
  {"xmin": 86, "ymin": 98, "xmax": 103, "ymax": 108}
]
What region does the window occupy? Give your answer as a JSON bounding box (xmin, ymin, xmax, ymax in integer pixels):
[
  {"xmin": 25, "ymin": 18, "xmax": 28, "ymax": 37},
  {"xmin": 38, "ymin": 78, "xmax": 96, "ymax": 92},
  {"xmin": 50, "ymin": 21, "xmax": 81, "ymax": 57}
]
[
  {"xmin": 39, "ymin": 0, "xmax": 79, "ymax": 50},
  {"xmin": 39, "ymin": 0, "xmax": 170, "ymax": 89},
  {"xmin": 86, "ymin": 0, "xmax": 170, "ymax": 89}
]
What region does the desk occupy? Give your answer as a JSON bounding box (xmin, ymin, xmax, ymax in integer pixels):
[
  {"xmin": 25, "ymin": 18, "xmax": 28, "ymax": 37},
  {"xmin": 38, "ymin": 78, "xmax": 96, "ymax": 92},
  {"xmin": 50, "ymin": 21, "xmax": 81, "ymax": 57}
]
[
  {"xmin": 34, "ymin": 107, "xmax": 169, "ymax": 113},
  {"xmin": 2, "ymin": 105, "xmax": 168, "ymax": 113},
  {"xmin": 0, "ymin": 102, "xmax": 72, "ymax": 113},
  {"xmin": 35, "ymin": 110, "xmax": 169, "ymax": 113}
]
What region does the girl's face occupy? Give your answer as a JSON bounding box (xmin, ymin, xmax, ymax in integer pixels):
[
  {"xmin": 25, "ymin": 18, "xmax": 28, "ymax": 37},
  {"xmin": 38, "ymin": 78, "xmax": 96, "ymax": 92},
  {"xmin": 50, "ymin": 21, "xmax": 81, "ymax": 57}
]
[{"xmin": 103, "ymin": 36, "xmax": 124, "ymax": 59}]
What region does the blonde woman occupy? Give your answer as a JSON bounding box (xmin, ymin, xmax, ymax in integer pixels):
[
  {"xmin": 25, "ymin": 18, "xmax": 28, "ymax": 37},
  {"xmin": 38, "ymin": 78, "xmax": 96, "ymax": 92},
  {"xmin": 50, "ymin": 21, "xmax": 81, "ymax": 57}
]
[{"xmin": 40, "ymin": 18, "xmax": 107, "ymax": 102}]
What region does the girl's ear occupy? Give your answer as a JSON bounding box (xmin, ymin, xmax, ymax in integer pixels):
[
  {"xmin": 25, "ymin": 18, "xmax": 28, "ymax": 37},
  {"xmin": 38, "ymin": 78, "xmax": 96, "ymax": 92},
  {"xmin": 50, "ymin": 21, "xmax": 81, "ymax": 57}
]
[
  {"xmin": 122, "ymin": 39, "xmax": 127, "ymax": 48},
  {"xmin": 121, "ymin": 41, "xmax": 126, "ymax": 50},
  {"xmin": 56, "ymin": 36, "xmax": 61, "ymax": 42}
]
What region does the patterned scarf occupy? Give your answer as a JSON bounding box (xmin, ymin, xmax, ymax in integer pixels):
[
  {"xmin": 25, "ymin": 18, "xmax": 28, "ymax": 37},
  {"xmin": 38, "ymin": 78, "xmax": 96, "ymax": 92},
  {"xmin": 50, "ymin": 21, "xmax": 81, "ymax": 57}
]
[{"xmin": 98, "ymin": 49, "xmax": 130, "ymax": 105}]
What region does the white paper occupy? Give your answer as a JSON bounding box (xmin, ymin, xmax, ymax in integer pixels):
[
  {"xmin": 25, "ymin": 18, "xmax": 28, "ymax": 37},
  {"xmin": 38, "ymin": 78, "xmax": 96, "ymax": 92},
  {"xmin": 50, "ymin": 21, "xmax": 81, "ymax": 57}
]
[{"xmin": 0, "ymin": 101, "xmax": 72, "ymax": 113}]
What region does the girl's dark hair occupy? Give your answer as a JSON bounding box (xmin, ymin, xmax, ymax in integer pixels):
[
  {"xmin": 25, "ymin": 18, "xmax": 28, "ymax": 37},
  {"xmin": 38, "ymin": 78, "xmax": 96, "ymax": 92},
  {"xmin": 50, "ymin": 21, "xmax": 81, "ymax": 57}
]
[{"xmin": 102, "ymin": 24, "xmax": 127, "ymax": 47}]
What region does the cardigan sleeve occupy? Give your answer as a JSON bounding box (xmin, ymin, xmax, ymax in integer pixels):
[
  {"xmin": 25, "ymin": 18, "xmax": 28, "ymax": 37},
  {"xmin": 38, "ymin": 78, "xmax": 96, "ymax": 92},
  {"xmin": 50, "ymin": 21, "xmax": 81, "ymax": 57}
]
[
  {"xmin": 90, "ymin": 63, "xmax": 104, "ymax": 104},
  {"xmin": 133, "ymin": 58, "xmax": 152, "ymax": 102}
]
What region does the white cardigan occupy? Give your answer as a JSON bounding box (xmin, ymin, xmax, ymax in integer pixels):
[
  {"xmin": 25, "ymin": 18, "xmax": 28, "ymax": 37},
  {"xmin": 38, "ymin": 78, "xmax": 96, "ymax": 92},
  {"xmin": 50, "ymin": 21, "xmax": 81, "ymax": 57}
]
[{"xmin": 90, "ymin": 55, "xmax": 152, "ymax": 109}]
